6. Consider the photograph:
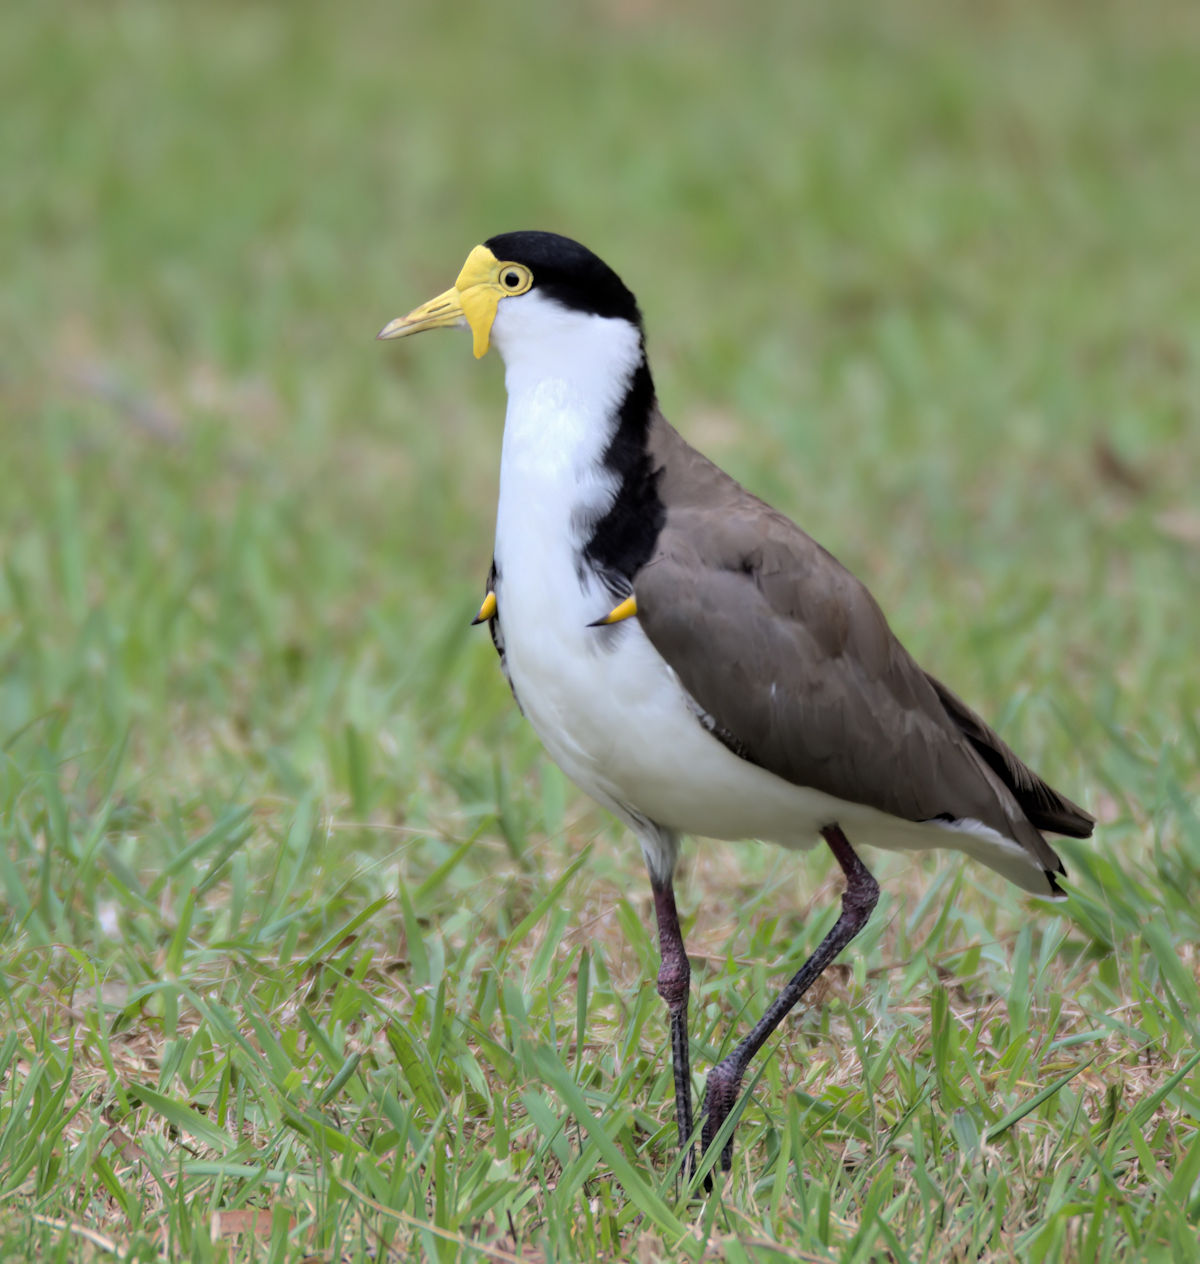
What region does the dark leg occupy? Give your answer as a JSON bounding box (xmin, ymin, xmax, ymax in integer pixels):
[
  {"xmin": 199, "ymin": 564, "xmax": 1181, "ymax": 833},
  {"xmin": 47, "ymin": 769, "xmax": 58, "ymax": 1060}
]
[
  {"xmin": 651, "ymin": 875, "xmax": 695, "ymax": 1176},
  {"xmin": 700, "ymin": 824, "xmax": 879, "ymax": 1176}
]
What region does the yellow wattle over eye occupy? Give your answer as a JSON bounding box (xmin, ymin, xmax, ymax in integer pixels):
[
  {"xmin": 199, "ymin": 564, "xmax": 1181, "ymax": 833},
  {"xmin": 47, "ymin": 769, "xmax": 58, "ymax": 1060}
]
[{"xmin": 497, "ymin": 263, "xmax": 532, "ymax": 294}]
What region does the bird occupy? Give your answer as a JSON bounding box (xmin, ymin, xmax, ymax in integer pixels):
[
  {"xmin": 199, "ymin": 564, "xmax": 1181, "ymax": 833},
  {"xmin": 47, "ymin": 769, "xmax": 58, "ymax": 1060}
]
[{"xmin": 378, "ymin": 231, "xmax": 1094, "ymax": 1180}]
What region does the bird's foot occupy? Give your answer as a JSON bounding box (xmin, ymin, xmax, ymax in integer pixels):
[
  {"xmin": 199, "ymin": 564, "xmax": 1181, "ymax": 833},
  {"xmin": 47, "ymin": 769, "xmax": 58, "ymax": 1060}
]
[{"xmin": 700, "ymin": 1059, "xmax": 744, "ymax": 1189}]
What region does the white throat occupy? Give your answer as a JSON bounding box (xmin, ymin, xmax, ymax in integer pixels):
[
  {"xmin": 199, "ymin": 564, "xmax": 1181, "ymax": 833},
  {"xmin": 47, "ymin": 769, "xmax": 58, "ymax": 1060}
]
[
  {"xmin": 491, "ymin": 290, "xmax": 644, "ymax": 555},
  {"xmin": 492, "ymin": 291, "xmax": 644, "ymax": 479}
]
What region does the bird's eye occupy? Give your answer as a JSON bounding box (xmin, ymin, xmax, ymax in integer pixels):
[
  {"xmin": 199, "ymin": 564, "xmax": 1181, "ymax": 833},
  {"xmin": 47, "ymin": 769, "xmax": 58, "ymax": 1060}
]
[{"xmin": 497, "ymin": 263, "xmax": 532, "ymax": 294}]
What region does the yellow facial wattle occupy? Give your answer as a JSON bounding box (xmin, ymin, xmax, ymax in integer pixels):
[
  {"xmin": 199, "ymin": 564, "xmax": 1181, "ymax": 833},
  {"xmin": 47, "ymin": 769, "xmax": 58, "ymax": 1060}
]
[{"xmin": 377, "ymin": 244, "xmax": 532, "ymax": 358}]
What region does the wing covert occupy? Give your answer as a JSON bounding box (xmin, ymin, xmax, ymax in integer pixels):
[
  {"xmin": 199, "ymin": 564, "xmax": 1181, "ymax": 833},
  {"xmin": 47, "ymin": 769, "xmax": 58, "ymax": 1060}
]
[{"xmin": 633, "ymin": 507, "xmax": 1031, "ymax": 838}]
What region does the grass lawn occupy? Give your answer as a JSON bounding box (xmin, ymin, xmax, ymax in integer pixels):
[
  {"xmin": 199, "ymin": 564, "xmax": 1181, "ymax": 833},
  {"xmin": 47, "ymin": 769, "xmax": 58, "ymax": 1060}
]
[{"xmin": 3, "ymin": 0, "xmax": 1200, "ymax": 1259}]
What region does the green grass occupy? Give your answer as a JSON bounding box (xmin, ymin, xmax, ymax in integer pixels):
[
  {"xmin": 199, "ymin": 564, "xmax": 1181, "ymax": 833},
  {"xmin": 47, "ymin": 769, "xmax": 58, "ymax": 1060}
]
[{"xmin": 3, "ymin": 0, "xmax": 1200, "ymax": 1259}]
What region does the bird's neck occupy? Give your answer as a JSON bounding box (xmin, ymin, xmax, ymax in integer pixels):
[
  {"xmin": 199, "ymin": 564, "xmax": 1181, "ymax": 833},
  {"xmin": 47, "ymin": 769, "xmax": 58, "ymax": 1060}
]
[{"xmin": 495, "ymin": 318, "xmax": 665, "ymax": 592}]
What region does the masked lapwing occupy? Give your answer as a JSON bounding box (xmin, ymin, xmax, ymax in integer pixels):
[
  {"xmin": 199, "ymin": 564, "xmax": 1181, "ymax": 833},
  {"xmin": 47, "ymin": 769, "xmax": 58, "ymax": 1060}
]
[{"xmin": 378, "ymin": 231, "xmax": 1094, "ymax": 1179}]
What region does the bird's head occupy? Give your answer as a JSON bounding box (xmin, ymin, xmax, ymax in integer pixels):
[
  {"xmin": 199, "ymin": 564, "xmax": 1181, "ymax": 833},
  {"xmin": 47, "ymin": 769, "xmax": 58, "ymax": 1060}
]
[{"xmin": 378, "ymin": 231, "xmax": 643, "ymax": 362}]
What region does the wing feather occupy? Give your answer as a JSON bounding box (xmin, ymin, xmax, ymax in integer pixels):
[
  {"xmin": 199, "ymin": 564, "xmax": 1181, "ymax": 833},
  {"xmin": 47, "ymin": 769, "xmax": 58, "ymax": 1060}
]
[{"xmin": 634, "ymin": 496, "xmax": 1087, "ymax": 871}]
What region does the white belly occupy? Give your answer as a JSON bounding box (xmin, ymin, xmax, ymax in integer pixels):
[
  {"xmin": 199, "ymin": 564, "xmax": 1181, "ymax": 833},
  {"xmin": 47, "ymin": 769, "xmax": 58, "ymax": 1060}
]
[
  {"xmin": 498, "ymin": 567, "xmax": 795, "ymax": 838},
  {"xmin": 493, "ymin": 547, "xmax": 1053, "ymax": 899},
  {"xmin": 496, "ymin": 555, "xmax": 947, "ymax": 855}
]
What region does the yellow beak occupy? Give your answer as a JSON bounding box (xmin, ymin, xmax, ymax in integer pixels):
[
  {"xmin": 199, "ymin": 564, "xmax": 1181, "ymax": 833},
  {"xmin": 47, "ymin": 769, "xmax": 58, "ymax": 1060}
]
[
  {"xmin": 376, "ymin": 287, "xmax": 465, "ymax": 341},
  {"xmin": 376, "ymin": 245, "xmax": 504, "ymax": 359}
]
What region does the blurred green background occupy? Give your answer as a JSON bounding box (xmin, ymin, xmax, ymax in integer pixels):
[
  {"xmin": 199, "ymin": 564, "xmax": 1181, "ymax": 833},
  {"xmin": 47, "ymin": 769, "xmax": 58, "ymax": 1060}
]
[{"xmin": 3, "ymin": 1, "xmax": 1199, "ymax": 1260}]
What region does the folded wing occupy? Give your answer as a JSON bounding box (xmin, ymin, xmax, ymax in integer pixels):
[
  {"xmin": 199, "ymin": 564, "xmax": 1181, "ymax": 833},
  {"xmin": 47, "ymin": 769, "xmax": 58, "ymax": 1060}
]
[{"xmin": 634, "ymin": 495, "xmax": 1091, "ymax": 875}]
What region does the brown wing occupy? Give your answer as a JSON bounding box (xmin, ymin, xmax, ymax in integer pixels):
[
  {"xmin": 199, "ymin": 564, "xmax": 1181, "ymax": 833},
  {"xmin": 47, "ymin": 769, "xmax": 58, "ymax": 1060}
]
[
  {"xmin": 924, "ymin": 676, "xmax": 1093, "ymax": 838},
  {"xmin": 635, "ymin": 418, "xmax": 1088, "ymax": 868}
]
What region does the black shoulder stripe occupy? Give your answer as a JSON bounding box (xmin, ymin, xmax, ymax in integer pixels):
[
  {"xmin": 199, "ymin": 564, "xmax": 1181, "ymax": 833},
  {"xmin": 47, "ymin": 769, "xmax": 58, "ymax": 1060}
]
[{"xmin": 582, "ymin": 358, "xmax": 665, "ymax": 593}]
